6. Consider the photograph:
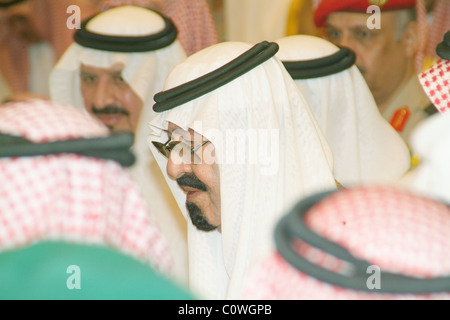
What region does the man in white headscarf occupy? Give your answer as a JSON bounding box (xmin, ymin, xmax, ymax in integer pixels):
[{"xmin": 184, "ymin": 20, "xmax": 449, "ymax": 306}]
[
  {"xmin": 276, "ymin": 35, "xmax": 411, "ymax": 187},
  {"xmin": 49, "ymin": 5, "xmax": 188, "ymax": 284},
  {"xmin": 148, "ymin": 40, "xmax": 338, "ymax": 299},
  {"xmin": 313, "ymin": 0, "xmax": 437, "ymax": 143}
]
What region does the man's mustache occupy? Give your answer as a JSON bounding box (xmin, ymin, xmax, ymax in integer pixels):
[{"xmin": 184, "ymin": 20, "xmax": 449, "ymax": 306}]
[
  {"xmin": 176, "ymin": 173, "xmax": 208, "ymax": 192},
  {"xmin": 92, "ymin": 105, "xmax": 130, "ymax": 116}
]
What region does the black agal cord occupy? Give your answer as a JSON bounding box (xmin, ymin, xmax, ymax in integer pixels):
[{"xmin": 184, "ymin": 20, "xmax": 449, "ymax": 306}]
[
  {"xmin": 275, "ymin": 190, "xmax": 450, "ymax": 294},
  {"xmin": 0, "ymin": 132, "xmax": 135, "ymax": 167},
  {"xmin": 74, "ymin": 9, "xmax": 177, "ymax": 53},
  {"xmin": 281, "ymin": 47, "xmax": 356, "ymax": 80},
  {"xmin": 436, "ymin": 31, "xmax": 450, "ymax": 60},
  {"xmin": 153, "ymin": 41, "xmax": 279, "ymax": 112}
]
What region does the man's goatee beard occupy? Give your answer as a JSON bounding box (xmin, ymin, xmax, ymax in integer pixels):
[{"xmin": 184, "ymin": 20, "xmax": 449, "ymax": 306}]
[{"xmin": 186, "ymin": 201, "xmax": 217, "ymax": 232}]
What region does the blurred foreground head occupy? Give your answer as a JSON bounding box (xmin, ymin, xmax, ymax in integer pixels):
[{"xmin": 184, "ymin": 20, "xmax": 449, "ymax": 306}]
[
  {"xmin": 0, "ymin": 99, "xmax": 194, "ymax": 299},
  {"xmin": 241, "ymin": 184, "xmax": 450, "ymax": 300}
]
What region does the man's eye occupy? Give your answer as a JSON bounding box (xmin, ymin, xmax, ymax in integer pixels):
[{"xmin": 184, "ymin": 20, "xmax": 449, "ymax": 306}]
[
  {"xmin": 355, "ymin": 29, "xmax": 373, "ymax": 40},
  {"xmin": 80, "ymin": 73, "xmax": 96, "ymax": 83},
  {"xmin": 180, "ymin": 139, "xmax": 202, "ymax": 151},
  {"xmin": 326, "ymin": 29, "xmax": 341, "ymax": 41},
  {"xmin": 8, "ymin": 14, "xmax": 28, "ymax": 26},
  {"xmin": 181, "ymin": 140, "xmax": 194, "ymax": 150},
  {"xmin": 114, "ymin": 75, "xmax": 126, "ymax": 85}
]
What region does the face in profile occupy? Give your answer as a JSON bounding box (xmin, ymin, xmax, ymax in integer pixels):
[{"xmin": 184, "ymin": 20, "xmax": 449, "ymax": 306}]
[
  {"xmin": 161, "ymin": 122, "xmax": 221, "ymax": 232},
  {"xmin": 80, "ymin": 63, "xmax": 143, "ymax": 133}
]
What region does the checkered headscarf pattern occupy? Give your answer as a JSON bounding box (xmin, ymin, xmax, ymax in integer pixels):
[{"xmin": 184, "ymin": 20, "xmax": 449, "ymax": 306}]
[
  {"xmin": 0, "ymin": 100, "xmax": 173, "ymax": 274},
  {"xmin": 419, "ymin": 59, "xmax": 450, "ymax": 114},
  {"xmin": 0, "ymin": 99, "xmax": 109, "ymax": 142},
  {"xmin": 240, "ymin": 185, "xmax": 450, "ymax": 299}
]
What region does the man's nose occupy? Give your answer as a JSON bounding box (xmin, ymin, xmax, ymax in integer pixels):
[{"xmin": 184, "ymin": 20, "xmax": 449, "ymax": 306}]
[
  {"xmin": 166, "ymin": 148, "xmax": 193, "ymax": 180},
  {"xmin": 93, "ymin": 78, "xmax": 115, "ymax": 108},
  {"xmin": 335, "ymin": 33, "xmax": 354, "ymax": 51},
  {"xmin": 331, "ymin": 34, "xmax": 363, "ymax": 71}
]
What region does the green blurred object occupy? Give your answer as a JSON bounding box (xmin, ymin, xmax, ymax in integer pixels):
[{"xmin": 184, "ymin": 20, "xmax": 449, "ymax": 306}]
[{"xmin": 0, "ymin": 242, "xmax": 195, "ymax": 300}]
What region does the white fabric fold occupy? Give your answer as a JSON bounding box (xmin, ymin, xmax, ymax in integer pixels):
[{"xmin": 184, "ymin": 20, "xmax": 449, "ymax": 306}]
[
  {"xmin": 398, "ymin": 113, "xmax": 450, "ymax": 205},
  {"xmin": 276, "ymin": 35, "xmax": 411, "ymax": 187}
]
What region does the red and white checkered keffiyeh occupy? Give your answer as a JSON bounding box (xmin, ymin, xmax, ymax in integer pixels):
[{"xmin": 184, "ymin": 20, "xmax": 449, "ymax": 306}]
[
  {"xmin": 419, "ymin": 58, "xmax": 450, "ymax": 114},
  {"xmin": 240, "ymin": 185, "xmax": 450, "ymax": 300},
  {"xmin": 99, "ymin": 0, "xmax": 218, "ymax": 56},
  {"xmin": 0, "ymin": 100, "xmax": 173, "ymax": 275}
]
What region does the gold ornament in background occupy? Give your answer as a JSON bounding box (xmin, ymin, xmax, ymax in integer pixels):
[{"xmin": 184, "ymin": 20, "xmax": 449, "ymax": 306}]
[{"xmin": 369, "ymin": 0, "xmax": 388, "ymax": 8}]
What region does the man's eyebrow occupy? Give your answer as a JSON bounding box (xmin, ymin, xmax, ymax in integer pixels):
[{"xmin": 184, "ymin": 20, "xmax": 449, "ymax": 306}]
[
  {"xmin": 350, "ymin": 25, "xmax": 371, "ymax": 31},
  {"xmin": 164, "ymin": 129, "xmax": 183, "ymax": 141},
  {"xmin": 350, "ymin": 25, "xmax": 381, "ymax": 35},
  {"xmin": 111, "ymin": 70, "xmax": 124, "ymax": 77},
  {"xmin": 326, "ymin": 23, "xmax": 367, "ymax": 30},
  {"xmin": 167, "ymin": 128, "xmax": 201, "ymax": 142},
  {"xmin": 325, "ymin": 22, "xmax": 341, "ymax": 30},
  {"xmin": 79, "ymin": 69, "xmax": 92, "ymax": 75}
]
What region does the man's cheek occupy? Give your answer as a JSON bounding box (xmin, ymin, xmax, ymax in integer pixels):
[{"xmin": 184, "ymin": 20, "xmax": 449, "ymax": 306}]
[{"xmin": 108, "ymin": 117, "xmax": 131, "ymax": 133}]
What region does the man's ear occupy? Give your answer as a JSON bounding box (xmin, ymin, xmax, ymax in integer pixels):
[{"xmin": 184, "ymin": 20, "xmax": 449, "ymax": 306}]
[{"xmin": 401, "ymin": 21, "xmax": 419, "ymax": 58}]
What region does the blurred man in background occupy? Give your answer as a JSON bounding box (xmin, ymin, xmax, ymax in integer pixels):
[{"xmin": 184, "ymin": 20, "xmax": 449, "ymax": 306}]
[{"xmin": 314, "ymin": 0, "xmax": 437, "ymax": 143}]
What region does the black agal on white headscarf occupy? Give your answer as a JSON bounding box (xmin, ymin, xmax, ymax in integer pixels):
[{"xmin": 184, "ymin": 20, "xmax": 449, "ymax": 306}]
[
  {"xmin": 148, "ymin": 40, "xmax": 338, "ymax": 299},
  {"xmin": 74, "ymin": 7, "xmax": 177, "ymax": 53}
]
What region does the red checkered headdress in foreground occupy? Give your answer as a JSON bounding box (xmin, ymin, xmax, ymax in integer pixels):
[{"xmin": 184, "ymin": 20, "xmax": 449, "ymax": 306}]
[
  {"xmin": 419, "ymin": 31, "xmax": 450, "ymax": 114},
  {"xmin": 241, "ymin": 185, "xmax": 450, "ymax": 299},
  {"xmin": 0, "ymin": 99, "xmax": 173, "ymax": 275}
]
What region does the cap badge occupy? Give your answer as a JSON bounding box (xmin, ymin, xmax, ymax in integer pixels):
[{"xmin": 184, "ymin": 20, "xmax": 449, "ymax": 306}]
[{"xmin": 369, "ymin": 0, "xmax": 388, "ymax": 8}]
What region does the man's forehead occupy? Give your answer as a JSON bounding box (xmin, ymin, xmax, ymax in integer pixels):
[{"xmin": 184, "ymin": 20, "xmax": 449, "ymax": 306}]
[
  {"xmin": 326, "ymin": 10, "xmax": 395, "ymax": 28},
  {"xmin": 80, "ymin": 63, "xmax": 125, "ymax": 74}
]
